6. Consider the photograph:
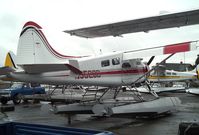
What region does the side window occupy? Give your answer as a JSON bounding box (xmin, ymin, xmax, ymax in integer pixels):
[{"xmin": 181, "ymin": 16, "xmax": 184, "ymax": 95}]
[
  {"xmin": 101, "ymin": 60, "xmax": 110, "ymax": 67},
  {"xmin": 31, "ymin": 83, "xmax": 40, "ymax": 88},
  {"xmin": 166, "ymin": 72, "xmax": 171, "ymax": 75},
  {"xmin": 112, "ymin": 58, "xmax": 120, "ymax": 65},
  {"xmin": 122, "ymin": 62, "xmax": 131, "ymax": 68},
  {"xmin": 172, "ymin": 72, "xmax": 177, "ymax": 75},
  {"xmin": 25, "ymin": 83, "xmax": 31, "ymax": 88}
]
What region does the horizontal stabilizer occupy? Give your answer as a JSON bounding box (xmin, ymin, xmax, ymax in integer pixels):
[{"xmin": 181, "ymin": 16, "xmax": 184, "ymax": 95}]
[
  {"xmin": 65, "ymin": 9, "xmax": 199, "ymax": 38},
  {"xmin": 20, "ymin": 64, "xmax": 82, "ymax": 74},
  {"xmin": 0, "ymin": 66, "xmax": 15, "ymax": 75}
]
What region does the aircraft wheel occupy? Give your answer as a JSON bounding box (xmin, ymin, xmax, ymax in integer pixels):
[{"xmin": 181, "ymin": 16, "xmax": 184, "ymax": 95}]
[
  {"xmin": 13, "ymin": 94, "xmax": 22, "ymax": 104},
  {"xmin": 23, "ymin": 99, "xmax": 29, "ymax": 104},
  {"xmin": 32, "ymin": 92, "xmax": 41, "ymax": 104},
  {"xmin": 0, "ymin": 97, "xmax": 8, "ymax": 105}
]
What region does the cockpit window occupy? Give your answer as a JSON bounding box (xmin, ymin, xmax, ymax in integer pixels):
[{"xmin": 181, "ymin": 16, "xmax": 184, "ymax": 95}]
[
  {"xmin": 136, "ymin": 61, "xmax": 141, "ymax": 65},
  {"xmin": 101, "ymin": 60, "xmax": 110, "ymax": 67},
  {"xmin": 112, "ymin": 58, "xmax": 120, "ymax": 65},
  {"xmin": 122, "ymin": 62, "xmax": 131, "ymax": 68}
]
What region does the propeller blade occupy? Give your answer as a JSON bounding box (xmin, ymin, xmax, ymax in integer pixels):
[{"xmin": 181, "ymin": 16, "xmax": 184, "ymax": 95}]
[
  {"xmin": 195, "ymin": 54, "xmax": 199, "ymax": 66},
  {"xmin": 147, "ymin": 56, "xmax": 155, "ymax": 66}
]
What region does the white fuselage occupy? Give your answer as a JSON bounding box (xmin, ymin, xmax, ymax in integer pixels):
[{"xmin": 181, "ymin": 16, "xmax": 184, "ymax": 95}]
[{"xmin": 11, "ymin": 52, "xmax": 148, "ymax": 87}]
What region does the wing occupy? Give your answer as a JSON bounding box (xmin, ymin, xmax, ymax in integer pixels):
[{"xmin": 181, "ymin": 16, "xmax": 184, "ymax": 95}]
[
  {"xmin": 0, "ymin": 66, "xmax": 16, "ymax": 82},
  {"xmin": 64, "ymin": 9, "xmax": 199, "ymax": 38},
  {"xmin": 123, "ymin": 41, "xmax": 198, "ymax": 60},
  {"xmin": 0, "ymin": 66, "xmax": 15, "ymax": 75}
]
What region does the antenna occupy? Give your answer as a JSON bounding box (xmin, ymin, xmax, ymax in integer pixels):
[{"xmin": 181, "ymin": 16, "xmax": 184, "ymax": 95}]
[{"xmin": 99, "ymin": 49, "xmax": 102, "ymax": 55}]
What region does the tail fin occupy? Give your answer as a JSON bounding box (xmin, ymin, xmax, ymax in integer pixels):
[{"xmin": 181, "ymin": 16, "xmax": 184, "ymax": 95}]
[
  {"xmin": 4, "ymin": 51, "xmax": 17, "ymax": 69},
  {"xmin": 17, "ymin": 21, "xmax": 81, "ymax": 65},
  {"xmin": 1, "ymin": 52, "xmax": 16, "ymax": 81}
]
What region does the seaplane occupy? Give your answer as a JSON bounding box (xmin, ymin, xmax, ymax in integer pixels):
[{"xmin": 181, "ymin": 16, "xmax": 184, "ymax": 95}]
[
  {"xmin": 136, "ymin": 55, "xmax": 199, "ymax": 93},
  {"xmin": 1, "ymin": 9, "xmax": 199, "ymax": 117},
  {"xmin": 148, "ymin": 55, "xmax": 199, "ymax": 83}
]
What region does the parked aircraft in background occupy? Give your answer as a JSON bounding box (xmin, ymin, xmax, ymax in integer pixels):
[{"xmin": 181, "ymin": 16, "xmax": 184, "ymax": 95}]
[{"xmin": 148, "ymin": 55, "xmax": 199, "ymax": 83}]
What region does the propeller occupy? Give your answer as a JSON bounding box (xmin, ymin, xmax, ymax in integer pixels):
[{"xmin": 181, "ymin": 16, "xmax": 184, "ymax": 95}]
[
  {"xmin": 145, "ymin": 56, "xmax": 155, "ymax": 77},
  {"xmin": 194, "ymin": 55, "xmax": 199, "ymax": 79},
  {"xmin": 147, "ymin": 56, "xmax": 155, "ymax": 66},
  {"xmin": 195, "ymin": 54, "xmax": 199, "ymax": 66},
  {"xmin": 191, "ymin": 55, "xmax": 199, "ymax": 70}
]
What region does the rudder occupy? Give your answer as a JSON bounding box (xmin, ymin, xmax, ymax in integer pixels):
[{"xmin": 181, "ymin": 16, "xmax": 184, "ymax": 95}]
[{"xmin": 17, "ymin": 21, "xmax": 81, "ymax": 65}]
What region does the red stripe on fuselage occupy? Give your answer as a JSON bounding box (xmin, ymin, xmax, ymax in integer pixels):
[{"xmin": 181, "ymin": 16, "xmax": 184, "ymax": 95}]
[
  {"xmin": 49, "ymin": 68, "xmax": 148, "ymax": 78},
  {"xmin": 98, "ymin": 68, "xmax": 148, "ymax": 75}
]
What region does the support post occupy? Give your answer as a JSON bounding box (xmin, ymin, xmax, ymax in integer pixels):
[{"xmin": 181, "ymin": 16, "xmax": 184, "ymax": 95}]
[{"xmin": 67, "ymin": 114, "xmax": 71, "ymax": 125}]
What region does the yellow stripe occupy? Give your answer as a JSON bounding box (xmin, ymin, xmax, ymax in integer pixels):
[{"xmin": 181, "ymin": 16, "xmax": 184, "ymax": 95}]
[
  {"xmin": 2, "ymin": 77, "xmax": 14, "ymax": 81},
  {"xmin": 148, "ymin": 75, "xmax": 196, "ymax": 79}
]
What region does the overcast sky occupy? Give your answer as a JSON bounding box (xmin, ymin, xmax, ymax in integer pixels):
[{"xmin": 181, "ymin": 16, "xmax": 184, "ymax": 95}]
[{"xmin": 1, "ymin": 0, "xmax": 199, "ymax": 66}]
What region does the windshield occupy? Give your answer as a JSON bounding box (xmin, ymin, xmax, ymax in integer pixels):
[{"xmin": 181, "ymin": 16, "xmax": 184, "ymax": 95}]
[{"xmin": 11, "ymin": 83, "xmax": 23, "ymax": 89}]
